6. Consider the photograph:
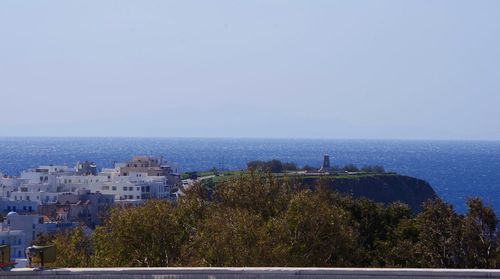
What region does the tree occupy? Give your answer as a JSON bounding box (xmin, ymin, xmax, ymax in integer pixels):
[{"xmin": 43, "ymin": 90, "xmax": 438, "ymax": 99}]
[
  {"xmin": 33, "ymin": 225, "xmax": 92, "ymax": 268},
  {"xmin": 213, "ymin": 171, "xmax": 298, "ymax": 220},
  {"xmin": 343, "ymin": 164, "xmax": 359, "ymax": 172},
  {"xmin": 301, "ymin": 165, "xmax": 316, "ymax": 171},
  {"xmin": 283, "ymin": 162, "xmax": 298, "ymax": 171},
  {"xmin": 373, "ymin": 203, "xmax": 417, "ymax": 267},
  {"xmin": 361, "ymin": 165, "xmax": 385, "ymax": 174},
  {"xmin": 186, "ymin": 207, "xmax": 266, "ymax": 266},
  {"xmin": 92, "ymin": 200, "xmax": 183, "ymax": 267},
  {"xmin": 184, "ymin": 172, "xmax": 198, "ymax": 180},
  {"xmin": 461, "ymin": 198, "xmax": 498, "ymax": 268},
  {"xmin": 415, "ymin": 199, "xmax": 463, "ymax": 268},
  {"xmin": 340, "ymin": 197, "xmax": 386, "ymax": 266},
  {"xmin": 279, "ymin": 190, "xmax": 359, "ymax": 266},
  {"xmin": 247, "ymin": 159, "xmax": 284, "ymax": 173},
  {"xmin": 36, "ymin": 170, "xmax": 499, "ymax": 269}
]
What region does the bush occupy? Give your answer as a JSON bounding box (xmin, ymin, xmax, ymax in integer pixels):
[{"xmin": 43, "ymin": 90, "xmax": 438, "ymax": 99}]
[
  {"xmin": 46, "ymin": 171, "xmax": 500, "ymax": 269},
  {"xmin": 343, "ymin": 164, "xmax": 359, "ymax": 172},
  {"xmin": 247, "ymin": 159, "xmax": 285, "ymax": 173},
  {"xmin": 361, "ymin": 165, "xmax": 386, "ymax": 173}
]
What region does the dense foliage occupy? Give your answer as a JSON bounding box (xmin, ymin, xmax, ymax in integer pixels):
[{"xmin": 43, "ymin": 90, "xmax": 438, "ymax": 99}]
[
  {"xmin": 40, "ymin": 171, "xmax": 500, "ymax": 268},
  {"xmin": 247, "ymin": 159, "xmax": 298, "ymax": 172},
  {"xmin": 246, "ymin": 160, "xmax": 385, "ymax": 174}
]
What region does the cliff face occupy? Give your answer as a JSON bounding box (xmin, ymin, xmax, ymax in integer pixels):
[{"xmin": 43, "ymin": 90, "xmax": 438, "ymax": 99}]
[{"xmin": 304, "ymin": 174, "xmax": 437, "ymax": 212}]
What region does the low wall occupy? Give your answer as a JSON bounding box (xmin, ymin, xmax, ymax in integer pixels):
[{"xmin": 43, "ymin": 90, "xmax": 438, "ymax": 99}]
[{"xmin": 3, "ymin": 267, "xmax": 500, "ymax": 278}]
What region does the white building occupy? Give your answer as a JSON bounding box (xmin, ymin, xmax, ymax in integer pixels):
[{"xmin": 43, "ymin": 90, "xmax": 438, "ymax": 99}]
[
  {"xmin": 0, "ymin": 176, "xmax": 30, "ymax": 199},
  {"xmin": 57, "ymin": 167, "xmax": 169, "ymax": 201},
  {"xmin": 10, "ymin": 189, "xmax": 58, "ymax": 205},
  {"xmin": 4, "ymin": 165, "xmax": 76, "ymax": 205},
  {"xmin": 0, "ymin": 229, "xmax": 25, "ymax": 259},
  {"xmin": 6, "ymin": 158, "xmax": 176, "ymax": 205},
  {"xmin": 20, "ymin": 165, "xmax": 75, "ymax": 192},
  {"xmin": 0, "ymin": 212, "xmax": 64, "ymax": 260},
  {"xmin": 0, "ymin": 199, "xmax": 38, "ymax": 214},
  {"xmin": 3, "ymin": 212, "xmax": 47, "ymax": 245}
]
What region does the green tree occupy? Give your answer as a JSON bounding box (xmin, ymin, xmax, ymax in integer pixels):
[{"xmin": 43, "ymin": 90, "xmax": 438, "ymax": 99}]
[
  {"xmin": 461, "ymin": 198, "xmax": 498, "ymax": 268},
  {"xmin": 247, "ymin": 159, "xmax": 284, "ymax": 173},
  {"xmin": 280, "ymin": 190, "xmax": 359, "ymax": 266},
  {"xmin": 415, "ymin": 199, "xmax": 463, "ymax": 268},
  {"xmin": 213, "ymin": 171, "xmax": 300, "ymax": 220},
  {"xmin": 283, "ymin": 162, "xmax": 298, "ymax": 171},
  {"xmin": 92, "ymin": 200, "xmax": 183, "ymax": 267},
  {"xmin": 186, "ymin": 207, "xmax": 265, "ymax": 266},
  {"xmin": 34, "ymin": 170, "xmax": 499, "ymax": 269},
  {"xmin": 376, "ymin": 207, "xmax": 420, "ymax": 267},
  {"xmin": 34, "ymin": 226, "xmax": 92, "ymax": 268}
]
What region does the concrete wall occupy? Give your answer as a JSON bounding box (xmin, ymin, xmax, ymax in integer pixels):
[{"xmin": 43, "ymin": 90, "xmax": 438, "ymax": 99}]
[{"xmin": 4, "ymin": 268, "xmax": 500, "ymax": 278}]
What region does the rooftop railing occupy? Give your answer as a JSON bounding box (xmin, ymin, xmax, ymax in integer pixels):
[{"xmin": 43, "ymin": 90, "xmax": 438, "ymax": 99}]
[{"xmin": 5, "ymin": 267, "xmax": 500, "ymax": 278}]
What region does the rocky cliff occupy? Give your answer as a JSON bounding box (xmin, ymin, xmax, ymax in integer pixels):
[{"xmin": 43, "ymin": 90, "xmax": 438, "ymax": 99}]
[{"xmin": 303, "ymin": 174, "xmax": 437, "ymax": 212}]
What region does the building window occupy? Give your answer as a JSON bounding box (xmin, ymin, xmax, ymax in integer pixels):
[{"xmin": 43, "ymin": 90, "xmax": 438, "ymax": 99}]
[
  {"xmin": 128, "ymin": 187, "xmax": 133, "ymax": 191},
  {"xmin": 123, "ymin": 187, "xmax": 127, "ymax": 191},
  {"xmin": 112, "ymin": 186, "xmax": 116, "ymax": 191}
]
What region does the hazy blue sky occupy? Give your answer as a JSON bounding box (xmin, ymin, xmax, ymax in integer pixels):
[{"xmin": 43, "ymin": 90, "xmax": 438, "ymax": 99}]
[{"xmin": 1, "ymin": 1, "xmax": 499, "ymax": 139}]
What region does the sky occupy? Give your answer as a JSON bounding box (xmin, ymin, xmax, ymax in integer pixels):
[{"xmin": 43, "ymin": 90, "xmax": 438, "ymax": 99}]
[{"xmin": 0, "ymin": 1, "xmax": 499, "ymax": 140}]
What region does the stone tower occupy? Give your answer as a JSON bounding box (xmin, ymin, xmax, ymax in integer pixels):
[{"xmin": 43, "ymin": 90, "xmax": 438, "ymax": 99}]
[{"xmin": 318, "ymin": 154, "xmax": 331, "ymax": 173}]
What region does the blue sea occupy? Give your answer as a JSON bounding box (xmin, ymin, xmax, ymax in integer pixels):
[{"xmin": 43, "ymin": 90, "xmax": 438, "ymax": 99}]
[{"xmin": 0, "ymin": 137, "xmax": 499, "ymax": 214}]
